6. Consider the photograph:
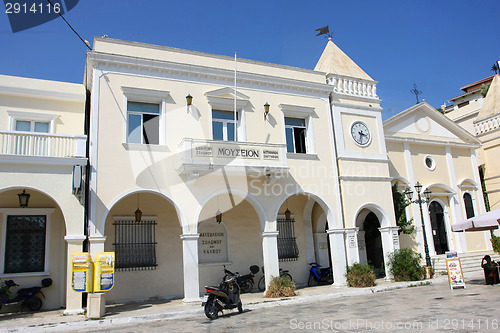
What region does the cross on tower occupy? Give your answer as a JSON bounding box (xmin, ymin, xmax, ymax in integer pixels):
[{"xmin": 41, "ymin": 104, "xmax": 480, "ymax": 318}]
[{"xmin": 410, "ymin": 84, "xmax": 422, "ymax": 104}]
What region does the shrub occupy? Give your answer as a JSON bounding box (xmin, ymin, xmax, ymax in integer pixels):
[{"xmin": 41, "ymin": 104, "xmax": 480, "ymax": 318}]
[
  {"xmin": 264, "ymin": 276, "xmax": 296, "ymax": 298},
  {"xmin": 491, "ymin": 234, "xmax": 500, "ymax": 253},
  {"xmin": 345, "ymin": 263, "xmax": 376, "ymax": 287},
  {"xmin": 388, "ymin": 249, "xmax": 425, "ymax": 281}
]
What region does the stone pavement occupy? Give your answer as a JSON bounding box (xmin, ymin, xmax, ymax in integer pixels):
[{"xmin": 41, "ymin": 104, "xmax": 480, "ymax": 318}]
[{"xmin": 0, "ymin": 273, "xmax": 479, "ymax": 332}]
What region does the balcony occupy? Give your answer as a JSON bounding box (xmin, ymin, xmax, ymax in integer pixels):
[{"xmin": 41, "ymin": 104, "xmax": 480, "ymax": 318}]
[
  {"xmin": 177, "ymin": 138, "xmax": 288, "ymax": 177},
  {"xmin": 0, "ymin": 131, "xmax": 87, "ymax": 165}
]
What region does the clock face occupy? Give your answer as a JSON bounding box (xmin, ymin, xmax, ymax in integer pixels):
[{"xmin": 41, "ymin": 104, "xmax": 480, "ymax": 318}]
[{"xmin": 351, "ymin": 121, "xmax": 371, "ymax": 146}]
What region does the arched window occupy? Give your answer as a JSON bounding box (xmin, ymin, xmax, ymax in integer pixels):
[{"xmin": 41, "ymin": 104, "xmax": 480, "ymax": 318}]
[{"xmin": 463, "ymin": 193, "xmax": 475, "ymax": 219}]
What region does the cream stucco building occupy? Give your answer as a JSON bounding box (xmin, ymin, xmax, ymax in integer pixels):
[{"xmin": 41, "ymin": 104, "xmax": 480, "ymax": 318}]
[
  {"xmin": 0, "ymin": 75, "xmax": 87, "ymax": 313},
  {"xmin": 83, "ymin": 36, "xmax": 401, "ymax": 304}
]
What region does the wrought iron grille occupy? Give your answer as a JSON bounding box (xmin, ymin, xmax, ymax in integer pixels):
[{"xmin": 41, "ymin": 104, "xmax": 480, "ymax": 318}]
[
  {"xmin": 5, "ymin": 215, "xmax": 46, "ymax": 273},
  {"xmin": 277, "ymin": 217, "xmax": 299, "ymax": 261},
  {"xmin": 113, "ymin": 218, "xmax": 157, "ymax": 271}
]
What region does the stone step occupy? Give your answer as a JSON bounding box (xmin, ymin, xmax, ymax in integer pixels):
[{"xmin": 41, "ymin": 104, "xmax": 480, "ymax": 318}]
[{"xmin": 431, "ymin": 252, "xmax": 500, "ymax": 274}]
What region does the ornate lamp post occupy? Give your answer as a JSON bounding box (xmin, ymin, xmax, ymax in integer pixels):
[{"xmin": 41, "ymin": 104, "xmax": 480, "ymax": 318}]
[{"xmin": 405, "ymin": 182, "xmax": 432, "ymax": 267}]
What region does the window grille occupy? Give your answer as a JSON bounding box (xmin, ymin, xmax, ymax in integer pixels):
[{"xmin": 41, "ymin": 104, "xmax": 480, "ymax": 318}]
[
  {"xmin": 5, "ymin": 215, "xmax": 46, "ymax": 273},
  {"xmin": 277, "ymin": 217, "xmax": 299, "ymax": 261},
  {"xmin": 113, "ymin": 217, "xmax": 157, "ymax": 271}
]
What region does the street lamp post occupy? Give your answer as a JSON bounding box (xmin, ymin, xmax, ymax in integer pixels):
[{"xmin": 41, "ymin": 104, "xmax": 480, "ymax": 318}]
[{"xmin": 405, "ymin": 182, "xmax": 432, "ymax": 267}]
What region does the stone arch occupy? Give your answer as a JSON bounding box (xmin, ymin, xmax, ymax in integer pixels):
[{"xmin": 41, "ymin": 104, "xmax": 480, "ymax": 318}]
[
  {"xmin": 355, "ymin": 203, "xmax": 392, "ymax": 229},
  {"xmin": 273, "ymin": 189, "xmax": 339, "ymax": 230},
  {"xmin": 0, "ymin": 186, "xmax": 69, "ymax": 233},
  {"xmin": 195, "ymin": 188, "xmax": 268, "ymax": 233},
  {"xmin": 101, "ymin": 188, "xmax": 187, "ymax": 233}
]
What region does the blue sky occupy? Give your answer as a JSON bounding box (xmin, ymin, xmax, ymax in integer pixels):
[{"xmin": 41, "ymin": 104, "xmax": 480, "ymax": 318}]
[{"xmin": 1, "ymin": 0, "xmax": 499, "ymax": 119}]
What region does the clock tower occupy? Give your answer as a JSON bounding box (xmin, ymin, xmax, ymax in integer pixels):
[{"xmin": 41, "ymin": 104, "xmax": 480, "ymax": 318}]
[{"xmin": 315, "ymin": 38, "xmax": 399, "ymax": 278}]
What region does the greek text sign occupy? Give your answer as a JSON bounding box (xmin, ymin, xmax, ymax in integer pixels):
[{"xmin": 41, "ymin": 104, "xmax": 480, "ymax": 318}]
[{"xmin": 198, "ymin": 221, "xmax": 228, "ymax": 263}]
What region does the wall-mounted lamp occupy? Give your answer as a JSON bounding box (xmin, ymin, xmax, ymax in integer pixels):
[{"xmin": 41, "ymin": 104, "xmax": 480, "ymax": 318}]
[
  {"xmin": 265, "ymin": 167, "xmax": 271, "ymax": 183},
  {"xmin": 216, "ymin": 195, "xmax": 222, "ymax": 224},
  {"xmin": 135, "ymin": 193, "xmax": 142, "ymax": 222},
  {"xmin": 216, "ymin": 209, "xmax": 223, "ymax": 224},
  {"xmin": 18, "ymin": 189, "xmax": 30, "ymax": 208},
  {"xmin": 264, "ymin": 102, "xmax": 270, "ymax": 120},
  {"xmin": 186, "ymin": 94, "xmax": 193, "ymax": 106},
  {"xmin": 284, "ymin": 198, "xmax": 292, "ymax": 220}
]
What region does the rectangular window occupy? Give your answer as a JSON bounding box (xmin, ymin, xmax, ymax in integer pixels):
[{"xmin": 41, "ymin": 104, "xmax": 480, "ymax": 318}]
[
  {"xmin": 4, "ymin": 215, "xmax": 46, "ymax": 273},
  {"xmin": 127, "ymin": 102, "xmax": 160, "ymax": 145},
  {"xmin": 277, "ymin": 216, "xmax": 299, "ymax": 261},
  {"xmin": 212, "ymin": 110, "xmax": 237, "ymax": 141},
  {"xmin": 113, "ymin": 217, "xmax": 157, "ymax": 271},
  {"xmin": 285, "ymin": 117, "xmax": 307, "ymax": 154}
]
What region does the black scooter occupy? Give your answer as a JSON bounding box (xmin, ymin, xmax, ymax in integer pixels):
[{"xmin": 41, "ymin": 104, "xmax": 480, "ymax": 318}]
[
  {"xmin": 223, "ymin": 265, "xmax": 259, "ymax": 293},
  {"xmin": 202, "ymin": 274, "xmax": 242, "ymax": 319},
  {"xmin": 0, "ymin": 278, "xmax": 52, "ymax": 311}
]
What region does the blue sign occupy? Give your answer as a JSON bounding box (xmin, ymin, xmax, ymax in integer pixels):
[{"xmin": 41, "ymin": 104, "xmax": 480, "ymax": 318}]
[{"xmin": 4, "ymin": 0, "xmax": 79, "ymax": 33}]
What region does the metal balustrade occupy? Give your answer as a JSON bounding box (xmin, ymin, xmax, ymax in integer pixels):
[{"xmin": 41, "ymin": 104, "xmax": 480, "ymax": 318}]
[{"xmin": 0, "ymin": 131, "xmax": 86, "ymax": 158}]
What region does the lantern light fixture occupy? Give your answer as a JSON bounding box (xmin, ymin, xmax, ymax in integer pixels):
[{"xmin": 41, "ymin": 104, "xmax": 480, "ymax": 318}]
[
  {"xmin": 284, "ymin": 198, "xmax": 292, "ymax": 220},
  {"xmin": 264, "ymin": 102, "xmax": 270, "ymax": 120},
  {"xmin": 135, "ymin": 193, "xmax": 142, "ymax": 222},
  {"xmin": 216, "ymin": 195, "xmax": 222, "ymax": 224},
  {"xmin": 186, "ymin": 94, "xmax": 193, "ymax": 106},
  {"xmin": 18, "ymin": 189, "xmax": 30, "ymax": 208}
]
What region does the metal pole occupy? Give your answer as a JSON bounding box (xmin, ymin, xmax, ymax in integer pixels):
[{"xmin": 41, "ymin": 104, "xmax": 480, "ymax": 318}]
[{"xmin": 417, "ymin": 191, "xmax": 432, "ymax": 267}]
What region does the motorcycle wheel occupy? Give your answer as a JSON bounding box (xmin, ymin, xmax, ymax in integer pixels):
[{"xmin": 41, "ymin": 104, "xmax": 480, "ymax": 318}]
[
  {"xmin": 24, "ymin": 297, "xmax": 42, "ymax": 311},
  {"xmin": 257, "ymin": 276, "xmax": 265, "ymax": 292},
  {"xmin": 204, "ymin": 297, "xmax": 219, "ymax": 320},
  {"xmin": 325, "ymin": 272, "xmax": 333, "ymax": 285},
  {"xmin": 237, "ymin": 300, "xmax": 243, "ymax": 313},
  {"xmin": 240, "ymin": 280, "xmax": 253, "ymax": 293},
  {"xmin": 308, "ymin": 274, "xmax": 318, "ymax": 287}
]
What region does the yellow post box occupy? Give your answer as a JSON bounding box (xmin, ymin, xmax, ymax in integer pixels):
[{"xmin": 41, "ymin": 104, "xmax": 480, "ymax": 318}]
[
  {"xmin": 93, "ymin": 252, "xmax": 115, "ymax": 292},
  {"xmin": 71, "ymin": 252, "xmax": 92, "ymax": 293}
]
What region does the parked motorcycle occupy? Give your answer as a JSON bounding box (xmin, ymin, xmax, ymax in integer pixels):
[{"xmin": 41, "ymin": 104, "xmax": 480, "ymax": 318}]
[
  {"xmin": 308, "ymin": 263, "xmax": 333, "ymax": 286},
  {"xmin": 0, "ymin": 278, "xmax": 53, "ymax": 311},
  {"xmin": 223, "ymin": 265, "xmax": 259, "ymax": 293},
  {"xmin": 202, "ymin": 274, "xmax": 242, "ymax": 319}
]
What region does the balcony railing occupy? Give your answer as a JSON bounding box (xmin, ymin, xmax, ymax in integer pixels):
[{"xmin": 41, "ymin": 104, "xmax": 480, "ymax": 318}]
[
  {"xmin": 0, "ymin": 131, "xmax": 86, "ymax": 158},
  {"xmin": 178, "ymin": 138, "xmax": 288, "ymax": 175},
  {"xmin": 474, "ymin": 114, "xmax": 500, "ymax": 135},
  {"xmin": 326, "ymin": 74, "xmax": 378, "ymax": 99}
]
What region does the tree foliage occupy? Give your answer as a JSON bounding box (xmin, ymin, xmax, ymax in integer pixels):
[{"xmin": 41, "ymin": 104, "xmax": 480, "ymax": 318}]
[{"xmin": 392, "ymin": 182, "xmax": 415, "ymax": 234}]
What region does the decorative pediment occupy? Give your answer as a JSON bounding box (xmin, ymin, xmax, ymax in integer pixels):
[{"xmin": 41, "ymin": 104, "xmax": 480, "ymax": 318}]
[
  {"xmin": 205, "ymin": 87, "xmax": 250, "ymax": 110},
  {"xmin": 384, "ymin": 102, "xmax": 481, "ymax": 146}
]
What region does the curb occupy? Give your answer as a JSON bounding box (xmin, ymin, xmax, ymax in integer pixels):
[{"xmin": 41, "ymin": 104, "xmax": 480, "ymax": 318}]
[{"xmin": 1, "ymin": 274, "xmax": 476, "ymax": 332}]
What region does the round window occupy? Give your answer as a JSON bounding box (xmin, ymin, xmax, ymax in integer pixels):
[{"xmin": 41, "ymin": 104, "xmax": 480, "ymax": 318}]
[{"xmin": 425, "ymin": 156, "xmax": 435, "ymax": 170}]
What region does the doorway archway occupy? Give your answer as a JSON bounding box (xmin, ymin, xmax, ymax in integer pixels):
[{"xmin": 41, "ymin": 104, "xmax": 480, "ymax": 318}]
[
  {"xmin": 363, "ymin": 212, "xmax": 385, "ymax": 276},
  {"xmin": 429, "ymin": 201, "xmax": 449, "ymax": 255}
]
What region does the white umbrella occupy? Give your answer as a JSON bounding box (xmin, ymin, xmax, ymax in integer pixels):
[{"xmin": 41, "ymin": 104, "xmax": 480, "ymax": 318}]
[{"xmin": 452, "ymin": 208, "xmax": 500, "ymax": 232}]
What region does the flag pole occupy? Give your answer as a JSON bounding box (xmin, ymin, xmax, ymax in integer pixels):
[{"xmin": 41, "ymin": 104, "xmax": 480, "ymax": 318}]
[{"xmin": 234, "ymin": 52, "xmax": 237, "ymax": 142}]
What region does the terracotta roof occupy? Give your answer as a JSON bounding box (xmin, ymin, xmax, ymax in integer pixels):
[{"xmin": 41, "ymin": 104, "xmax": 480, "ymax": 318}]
[{"xmin": 460, "ymin": 75, "xmax": 494, "ymax": 92}]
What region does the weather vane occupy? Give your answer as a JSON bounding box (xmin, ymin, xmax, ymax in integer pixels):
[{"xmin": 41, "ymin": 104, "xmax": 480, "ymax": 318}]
[
  {"xmin": 315, "ymin": 26, "xmax": 333, "ymax": 39},
  {"xmin": 410, "ymin": 84, "xmax": 422, "ymax": 104}
]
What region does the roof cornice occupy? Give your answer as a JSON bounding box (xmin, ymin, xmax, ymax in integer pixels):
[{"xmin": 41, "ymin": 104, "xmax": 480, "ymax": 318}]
[
  {"xmin": 385, "ymin": 135, "xmax": 481, "ymax": 149},
  {"xmin": 0, "ymin": 84, "xmax": 85, "ymax": 103},
  {"xmin": 87, "ymin": 51, "xmax": 332, "ymax": 98}
]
